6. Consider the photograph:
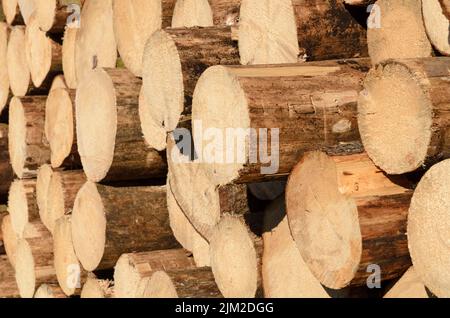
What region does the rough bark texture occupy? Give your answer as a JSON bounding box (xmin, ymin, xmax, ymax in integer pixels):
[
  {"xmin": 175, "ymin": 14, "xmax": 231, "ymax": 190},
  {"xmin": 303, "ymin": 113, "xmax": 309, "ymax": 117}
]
[
  {"xmin": 102, "ymin": 68, "xmax": 167, "ymax": 181},
  {"xmin": 96, "ymin": 184, "xmax": 179, "ymax": 270},
  {"xmin": 15, "ymin": 178, "xmax": 40, "ymax": 228},
  {"xmin": 54, "ymin": 170, "xmax": 85, "ymax": 214},
  {"xmin": 164, "ymin": 267, "xmax": 222, "ymax": 298},
  {"xmin": 209, "ymin": 0, "xmax": 241, "ymax": 26},
  {"xmin": 60, "ymin": 89, "xmax": 81, "ymax": 169},
  {"xmin": 162, "ymin": 0, "xmax": 177, "ymax": 28},
  {"xmin": 292, "ymin": 0, "xmax": 368, "ymax": 61},
  {"xmin": 440, "ymin": 0, "xmax": 450, "ymax": 19},
  {"xmin": 0, "ymin": 255, "xmax": 19, "ymax": 298},
  {"xmin": 13, "ymin": 96, "xmax": 51, "ymax": 178},
  {"xmin": 0, "ymin": 124, "xmax": 13, "ymax": 200},
  {"xmin": 165, "ymin": 27, "xmax": 240, "ymax": 122},
  {"xmin": 204, "ymin": 59, "xmax": 370, "ymax": 184}
]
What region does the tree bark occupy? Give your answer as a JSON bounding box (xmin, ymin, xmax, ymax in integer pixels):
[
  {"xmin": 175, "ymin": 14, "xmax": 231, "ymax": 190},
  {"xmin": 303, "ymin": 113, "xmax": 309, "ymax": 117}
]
[
  {"xmin": 208, "ymin": 0, "xmax": 241, "ymax": 26},
  {"xmin": 292, "ymin": 0, "xmax": 368, "ymax": 61},
  {"xmin": 0, "ymin": 255, "xmax": 20, "ymax": 298},
  {"xmin": 440, "ymin": 0, "xmax": 450, "ymax": 19},
  {"xmin": 161, "ymin": 0, "xmax": 177, "ymax": 28},
  {"xmin": 0, "ymin": 124, "xmax": 14, "ymax": 200}
]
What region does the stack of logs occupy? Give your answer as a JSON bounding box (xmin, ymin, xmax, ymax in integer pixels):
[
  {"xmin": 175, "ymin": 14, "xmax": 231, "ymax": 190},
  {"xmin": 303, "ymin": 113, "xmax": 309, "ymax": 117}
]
[{"xmin": 0, "ymin": 0, "xmax": 449, "ymax": 298}]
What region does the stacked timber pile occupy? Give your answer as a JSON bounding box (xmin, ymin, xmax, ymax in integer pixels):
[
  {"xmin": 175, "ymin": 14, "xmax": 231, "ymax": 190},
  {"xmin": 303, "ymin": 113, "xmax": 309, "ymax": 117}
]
[{"xmin": 0, "ymin": 0, "xmax": 449, "ymax": 299}]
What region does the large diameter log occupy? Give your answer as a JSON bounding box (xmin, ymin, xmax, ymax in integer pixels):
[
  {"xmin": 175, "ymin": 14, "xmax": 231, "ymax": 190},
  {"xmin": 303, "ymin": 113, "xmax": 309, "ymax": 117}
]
[
  {"xmin": 25, "ymin": 14, "xmax": 63, "ymax": 89},
  {"xmin": 71, "ymin": 182, "xmax": 179, "ymax": 271},
  {"xmin": 423, "ymin": 0, "xmax": 450, "ymax": 56},
  {"xmin": 291, "ymin": 0, "xmax": 368, "ymax": 61},
  {"xmin": 367, "ymin": 0, "xmax": 432, "ymax": 65},
  {"xmin": 113, "ymin": 0, "xmax": 175, "ymax": 77},
  {"xmin": 262, "ymin": 197, "xmax": 329, "ymax": 298},
  {"xmin": 76, "ymin": 68, "xmax": 166, "ymax": 182},
  {"xmin": 358, "ymin": 57, "xmax": 450, "ymax": 175},
  {"xmin": 8, "ymin": 179, "xmax": 39, "ymax": 237},
  {"xmin": 407, "ymin": 159, "xmax": 450, "ymax": 298},
  {"xmin": 384, "ymin": 267, "xmax": 429, "ymax": 298},
  {"xmin": 191, "ymin": 59, "xmax": 370, "ymax": 185},
  {"xmin": 62, "ymin": 27, "xmax": 77, "ymax": 89},
  {"xmin": 0, "ymin": 124, "xmax": 14, "ymax": 200},
  {"xmin": 0, "ymin": 254, "xmax": 19, "ymax": 298},
  {"xmin": 141, "ymin": 27, "xmax": 240, "ymax": 150},
  {"xmin": 2, "ymin": 0, "xmax": 23, "ymax": 25},
  {"xmin": 34, "ymin": 284, "xmax": 67, "ymax": 298},
  {"xmin": 8, "ymin": 96, "xmax": 50, "ymax": 178},
  {"xmin": 54, "ymin": 215, "xmax": 84, "ymax": 296},
  {"xmin": 46, "ymin": 170, "xmax": 85, "ymax": 234},
  {"xmin": 172, "ymin": 0, "xmax": 213, "ymax": 27},
  {"xmin": 19, "ymin": 0, "xmax": 85, "ymax": 33},
  {"xmin": 80, "ymin": 274, "xmax": 113, "ymax": 298},
  {"xmin": 14, "ymin": 222, "xmax": 55, "ymax": 298},
  {"xmin": 114, "ymin": 249, "xmax": 221, "ymax": 298},
  {"xmin": 238, "ymin": 0, "xmax": 299, "ymax": 65},
  {"xmin": 0, "ymin": 22, "xmax": 9, "ymax": 113},
  {"xmin": 74, "ymin": 0, "xmax": 116, "ymax": 85},
  {"xmin": 286, "ymin": 152, "xmax": 412, "ymax": 289},
  {"xmin": 45, "ymin": 87, "xmax": 81, "ymax": 169}
]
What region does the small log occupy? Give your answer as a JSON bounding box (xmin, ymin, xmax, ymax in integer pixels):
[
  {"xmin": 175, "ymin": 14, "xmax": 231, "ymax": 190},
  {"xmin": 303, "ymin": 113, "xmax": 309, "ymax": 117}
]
[
  {"xmin": 8, "ymin": 96, "xmax": 50, "ymax": 179},
  {"xmin": 0, "ymin": 124, "xmax": 14, "ymax": 200},
  {"xmin": 358, "ymin": 57, "xmax": 450, "ymax": 174},
  {"xmin": 80, "ymin": 274, "xmax": 113, "ymax": 298},
  {"xmin": 61, "ymin": 27, "xmax": 77, "ymax": 89},
  {"xmin": 114, "ymin": 249, "xmax": 221, "ymax": 298},
  {"xmin": 0, "ymin": 22, "xmax": 10, "ymax": 113},
  {"xmin": 34, "ymin": 284, "xmax": 67, "ymax": 298},
  {"xmin": 384, "ymin": 267, "xmax": 429, "ymax": 298},
  {"xmin": 286, "ymin": 152, "xmax": 413, "ymax": 289},
  {"xmin": 71, "ymin": 182, "xmax": 179, "ymax": 271},
  {"xmin": 36, "ymin": 164, "xmax": 53, "ymax": 232},
  {"xmin": 74, "ymin": 0, "xmax": 117, "ymax": 84},
  {"xmin": 7, "ymin": 179, "xmax": 39, "ymax": 237},
  {"xmin": 367, "ymin": 0, "xmax": 432, "ymax": 65},
  {"xmin": 46, "ymin": 170, "xmax": 85, "ymax": 233},
  {"xmin": 25, "ymin": 13, "xmax": 63, "ymax": 89},
  {"xmin": 113, "ymin": 0, "xmax": 175, "ymax": 77},
  {"xmin": 14, "ymin": 222, "xmax": 55, "ymax": 298},
  {"xmin": 262, "ymin": 197, "xmax": 329, "ymax": 298},
  {"xmin": 141, "ymin": 27, "xmax": 240, "ymax": 150},
  {"xmin": 45, "ymin": 86, "xmax": 81, "ymax": 169},
  {"xmin": 423, "ymin": 0, "xmax": 450, "ymax": 56},
  {"xmin": 191, "ymin": 59, "xmax": 370, "ymax": 185},
  {"xmin": 0, "ymin": 254, "xmax": 19, "ymax": 298},
  {"xmin": 407, "ymin": 159, "xmax": 450, "ymax": 298},
  {"xmin": 76, "ymin": 68, "xmax": 166, "ymax": 182},
  {"xmin": 53, "ymin": 215, "xmax": 85, "ymax": 296}
]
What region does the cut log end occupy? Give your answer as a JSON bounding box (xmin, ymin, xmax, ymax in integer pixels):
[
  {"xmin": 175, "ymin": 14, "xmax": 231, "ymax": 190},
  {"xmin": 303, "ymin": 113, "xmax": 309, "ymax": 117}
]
[
  {"xmin": 0, "ymin": 22, "xmax": 9, "ymax": 112},
  {"xmin": 3, "ymin": 0, "xmax": 19, "ymax": 25},
  {"xmin": 209, "ymin": 215, "xmax": 257, "ymax": 298},
  {"xmin": 139, "ymin": 271, "xmax": 178, "ymax": 298},
  {"xmin": 139, "ymin": 86, "xmax": 167, "ymax": 152},
  {"xmin": 367, "ymin": 0, "xmax": 432, "ymax": 65},
  {"xmin": 114, "ymin": 254, "xmax": 144, "ymax": 298},
  {"xmin": 25, "ymin": 13, "xmax": 52, "ymax": 88},
  {"xmin": 15, "ymin": 238, "xmax": 36, "ymax": 298},
  {"xmin": 45, "ymin": 88, "xmax": 74, "ymax": 168},
  {"xmin": 142, "ymin": 30, "xmax": 183, "ymax": 142},
  {"xmin": 7, "ymin": 179, "xmax": 31, "ymax": 236},
  {"xmin": 192, "ymin": 65, "xmax": 250, "ymax": 185},
  {"xmin": 54, "ymin": 215, "xmax": 80, "ymax": 296},
  {"xmin": 7, "ymin": 26, "xmax": 30, "ymax": 97},
  {"xmin": 36, "ymin": 164, "xmax": 53, "ymax": 232},
  {"xmin": 407, "ymin": 159, "xmax": 450, "ymax": 298},
  {"xmin": 71, "ymin": 181, "xmax": 106, "ymax": 272},
  {"xmin": 62, "ymin": 27, "xmax": 78, "ymax": 89},
  {"xmin": 171, "ymin": 0, "xmax": 213, "ymax": 28},
  {"xmin": 34, "ymin": 284, "xmax": 67, "ymax": 298},
  {"xmin": 423, "ymin": 0, "xmax": 450, "ymax": 56},
  {"xmin": 358, "ymin": 62, "xmax": 432, "ymax": 175},
  {"xmin": 238, "ymin": 0, "xmax": 300, "ymax": 65},
  {"xmin": 75, "ymin": 68, "xmax": 116, "ymax": 182},
  {"xmin": 2, "ymin": 214, "xmax": 18, "ymax": 268},
  {"xmin": 81, "ymin": 275, "xmax": 113, "ymax": 298},
  {"xmin": 8, "ymin": 97, "xmax": 27, "ymax": 177},
  {"xmin": 286, "ymin": 151, "xmax": 362, "ymax": 289}
]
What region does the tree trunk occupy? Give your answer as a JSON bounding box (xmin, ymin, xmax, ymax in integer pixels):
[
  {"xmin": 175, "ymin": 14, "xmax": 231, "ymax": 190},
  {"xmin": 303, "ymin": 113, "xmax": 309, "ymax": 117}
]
[
  {"xmin": 286, "ymin": 152, "xmax": 413, "ymax": 289},
  {"xmin": 141, "ymin": 27, "xmax": 240, "ymax": 150},
  {"xmin": 114, "ymin": 248, "xmax": 221, "ymax": 298},
  {"xmin": 0, "ymin": 124, "xmax": 14, "ymax": 200},
  {"xmin": 358, "ymin": 57, "xmax": 450, "ymax": 174},
  {"xmin": 14, "ymin": 221, "xmax": 55, "ymax": 298},
  {"xmin": 72, "ymin": 182, "xmax": 179, "ymax": 272},
  {"xmin": 9, "ymin": 96, "xmax": 51, "ymax": 179},
  {"xmin": 76, "ymin": 68, "xmax": 167, "ymax": 182},
  {"xmin": 292, "ymin": 0, "xmax": 368, "ymax": 61},
  {"xmin": 192, "ymin": 58, "xmax": 370, "ymax": 185}
]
